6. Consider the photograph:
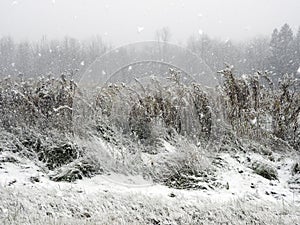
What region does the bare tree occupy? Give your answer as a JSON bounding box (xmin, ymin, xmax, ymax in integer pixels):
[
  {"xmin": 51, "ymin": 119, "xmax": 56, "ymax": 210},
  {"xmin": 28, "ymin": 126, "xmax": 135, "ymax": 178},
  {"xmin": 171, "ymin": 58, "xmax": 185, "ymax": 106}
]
[{"xmin": 155, "ymin": 27, "xmax": 171, "ymax": 43}]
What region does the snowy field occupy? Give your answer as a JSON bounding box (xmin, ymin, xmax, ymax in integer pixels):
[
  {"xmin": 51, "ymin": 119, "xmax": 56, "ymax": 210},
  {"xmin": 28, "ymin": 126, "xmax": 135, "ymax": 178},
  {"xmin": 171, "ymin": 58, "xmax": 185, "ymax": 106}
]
[{"xmin": 1, "ymin": 141, "xmax": 300, "ymax": 225}]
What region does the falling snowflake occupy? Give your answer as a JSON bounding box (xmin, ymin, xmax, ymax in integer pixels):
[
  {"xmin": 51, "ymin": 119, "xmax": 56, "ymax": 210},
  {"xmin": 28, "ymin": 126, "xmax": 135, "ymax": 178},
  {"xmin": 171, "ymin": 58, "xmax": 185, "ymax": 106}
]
[
  {"xmin": 250, "ymin": 117, "xmax": 257, "ymax": 125},
  {"xmin": 80, "ymin": 61, "xmax": 85, "ymax": 66},
  {"xmin": 198, "ymin": 29, "xmax": 203, "ymax": 35},
  {"xmin": 137, "ymin": 26, "xmax": 144, "ymax": 33},
  {"xmin": 297, "ymin": 67, "xmax": 300, "ymax": 74},
  {"xmin": 128, "ymin": 66, "xmax": 132, "ymax": 71},
  {"xmin": 102, "ymin": 70, "xmax": 106, "ymax": 75},
  {"xmin": 244, "ymin": 26, "xmax": 251, "ymax": 31}
]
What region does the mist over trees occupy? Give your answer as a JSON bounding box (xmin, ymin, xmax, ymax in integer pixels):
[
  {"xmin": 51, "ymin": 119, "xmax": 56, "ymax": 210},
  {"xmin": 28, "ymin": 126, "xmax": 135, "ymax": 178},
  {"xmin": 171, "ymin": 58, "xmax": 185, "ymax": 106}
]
[
  {"xmin": 188, "ymin": 23, "xmax": 300, "ymax": 79},
  {"xmin": 0, "ymin": 24, "xmax": 299, "ymax": 82},
  {"xmin": 269, "ymin": 24, "xmax": 299, "ymax": 78},
  {"xmin": 0, "ymin": 36, "xmax": 108, "ymax": 78}
]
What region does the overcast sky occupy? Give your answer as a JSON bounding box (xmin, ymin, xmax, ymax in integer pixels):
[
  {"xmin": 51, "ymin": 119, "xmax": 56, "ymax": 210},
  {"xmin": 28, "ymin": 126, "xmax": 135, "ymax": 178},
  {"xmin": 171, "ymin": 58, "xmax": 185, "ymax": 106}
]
[{"xmin": 0, "ymin": 0, "xmax": 299, "ymax": 45}]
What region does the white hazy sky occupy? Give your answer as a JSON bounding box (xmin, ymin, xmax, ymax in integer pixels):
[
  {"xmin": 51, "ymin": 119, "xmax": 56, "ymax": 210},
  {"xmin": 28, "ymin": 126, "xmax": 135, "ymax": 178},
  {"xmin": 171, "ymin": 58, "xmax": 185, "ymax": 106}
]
[{"xmin": 0, "ymin": 0, "xmax": 299, "ymax": 44}]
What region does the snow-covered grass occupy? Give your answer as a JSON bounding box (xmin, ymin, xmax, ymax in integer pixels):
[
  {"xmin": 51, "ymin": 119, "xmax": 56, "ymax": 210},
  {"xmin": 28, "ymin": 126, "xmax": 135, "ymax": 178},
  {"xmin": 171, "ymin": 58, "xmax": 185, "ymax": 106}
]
[
  {"xmin": 1, "ymin": 141, "xmax": 300, "ymax": 224},
  {"xmin": 0, "ymin": 167, "xmax": 299, "ymax": 225},
  {"xmin": 0, "ymin": 171, "xmax": 299, "ymax": 225},
  {"xmin": 0, "ymin": 69, "xmax": 299, "ymax": 224}
]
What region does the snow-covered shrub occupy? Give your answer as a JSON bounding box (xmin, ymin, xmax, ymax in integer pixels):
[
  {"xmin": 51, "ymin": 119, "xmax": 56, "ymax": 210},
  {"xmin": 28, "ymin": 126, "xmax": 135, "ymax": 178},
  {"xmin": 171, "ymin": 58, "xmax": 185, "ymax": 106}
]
[
  {"xmin": 272, "ymin": 74, "xmax": 300, "ymax": 148},
  {"xmin": 92, "ymin": 69, "xmax": 213, "ymax": 147},
  {"xmin": 147, "ymin": 137, "xmax": 217, "ymax": 189},
  {"xmin": 94, "ymin": 119, "xmax": 118, "ymax": 145},
  {"xmin": 251, "ymin": 160, "xmax": 278, "ymax": 180},
  {"xmin": 128, "ymin": 94, "xmax": 181, "ymax": 144},
  {"xmin": 0, "ymin": 66, "xmax": 298, "ymax": 184},
  {"xmin": 0, "ymin": 73, "xmax": 75, "ymax": 132},
  {"xmin": 292, "ymin": 162, "xmax": 300, "ymax": 175},
  {"xmin": 49, "ymin": 158, "xmax": 103, "ymax": 182},
  {"xmin": 37, "ymin": 142, "xmax": 80, "ymax": 170},
  {"xmin": 218, "ymin": 65, "xmax": 300, "ymax": 150}
]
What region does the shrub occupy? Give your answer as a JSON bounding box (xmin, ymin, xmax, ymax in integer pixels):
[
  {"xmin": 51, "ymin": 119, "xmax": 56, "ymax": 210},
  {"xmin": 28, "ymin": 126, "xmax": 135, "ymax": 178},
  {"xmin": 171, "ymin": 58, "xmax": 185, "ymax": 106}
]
[
  {"xmin": 0, "ymin": 73, "xmax": 75, "ymax": 133},
  {"xmin": 251, "ymin": 161, "xmax": 278, "ymax": 180},
  {"xmin": 93, "ymin": 69, "xmax": 213, "ymax": 146},
  {"xmin": 49, "ymin": 158, "xmax": 103, "ymax": 182},
  {"xmin": 218, "ymin": 65, "xmax": 300, "ymax": 149},
  {"xmin": 292, "ymin": 162, "xmax": 300, "ymax": 175}
]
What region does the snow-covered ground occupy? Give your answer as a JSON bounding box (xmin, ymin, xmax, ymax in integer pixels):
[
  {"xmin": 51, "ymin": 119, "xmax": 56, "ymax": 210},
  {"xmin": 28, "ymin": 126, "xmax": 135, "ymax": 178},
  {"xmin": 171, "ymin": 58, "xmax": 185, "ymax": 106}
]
[{"xmin": 1, "ymin": 147, "xmax": 299, "ymax": 224}]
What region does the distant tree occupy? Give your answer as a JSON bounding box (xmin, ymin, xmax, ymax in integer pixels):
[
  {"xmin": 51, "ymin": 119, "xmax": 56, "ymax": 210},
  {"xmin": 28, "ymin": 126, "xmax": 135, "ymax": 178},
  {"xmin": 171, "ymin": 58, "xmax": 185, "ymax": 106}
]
[
  {"xmin": 245, "ymin": 37, "xmax": 270, "ymax": 73},
  {"xmin": 85, "ymin": 36, "xmax": 106, "ymax": 64},
  {"xmin": 15, "ymin": 41, "xmax": 33, "ymax": 76},
  {"xmin": 155, "ymin": 27, "xmax": 172, "ymax": 61},
  {"xmin": 187, "ymin": 35, "xmax": 242, "ymax": 73},
  {"xmin": 32, "ymin": 36, "xmax": 51, "ymax": 76},
  {"xmin": 48, "ymin": 39, "xmax": 63, "ymax": 75},
  {"xmin": 278, "ymin": 24, "xmax": 296, "ymax": 73},
  {"xmin": 294, "ymin": 27, "xmax": 300, "ymax": 74},
  {"xmin": 187, "ymin": 34, "xmax": 214, "ymax": 66},
  {"xmin": 0, "ymin": 36, "xmax": 15, "ymax": 76},
  {"xmin": 269, "ymin": 24, "xmax": 296, "ymax": 78},
  {"xmin": 155, "ymin": 27, "xmax": 171, "ymax": 43},
  {"xmin": 269, "ymin": 28, "xmax": 281, "ymax": 76}
]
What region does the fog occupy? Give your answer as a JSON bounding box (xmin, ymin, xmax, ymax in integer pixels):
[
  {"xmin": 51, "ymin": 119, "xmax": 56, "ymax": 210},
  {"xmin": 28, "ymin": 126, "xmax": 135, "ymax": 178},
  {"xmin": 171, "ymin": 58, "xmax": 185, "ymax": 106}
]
[{"xmin": 0, "ymin": 0, "xmax": 300, "ymax": 44}]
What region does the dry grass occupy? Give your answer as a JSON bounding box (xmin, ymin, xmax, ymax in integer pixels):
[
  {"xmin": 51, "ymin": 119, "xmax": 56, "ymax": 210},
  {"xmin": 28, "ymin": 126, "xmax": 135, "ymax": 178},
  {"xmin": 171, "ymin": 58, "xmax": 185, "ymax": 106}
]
[
  {"xmin": 1, "ymin": 184, "xmax": 299, "ymax": 225},
  {"xmin": 218, "ymin": 66, "xmax": 300, "ymax": 149}
]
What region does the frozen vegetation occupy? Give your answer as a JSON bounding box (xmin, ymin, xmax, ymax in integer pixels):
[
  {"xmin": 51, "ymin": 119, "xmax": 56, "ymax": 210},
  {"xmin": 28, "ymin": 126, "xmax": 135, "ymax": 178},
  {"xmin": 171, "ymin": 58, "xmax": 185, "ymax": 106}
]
[{"xmin": 0, "ymin": 65, "xmax": 299, "ymax": 224}]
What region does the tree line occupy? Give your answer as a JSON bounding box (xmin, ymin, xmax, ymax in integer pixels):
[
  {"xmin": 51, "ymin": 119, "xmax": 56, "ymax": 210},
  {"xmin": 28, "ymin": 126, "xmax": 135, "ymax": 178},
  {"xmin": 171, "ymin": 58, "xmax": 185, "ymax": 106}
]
[
  {"xmin": 187, "ymin": 23, "xmax": 300, "ymax": 79},
  {"xmin": 0, "ymin": 35, "xmax": 108, "ymax": 78},
  {"xmin": 0, "ymin": 24, "xmax": 299, "ymax": 81}
]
